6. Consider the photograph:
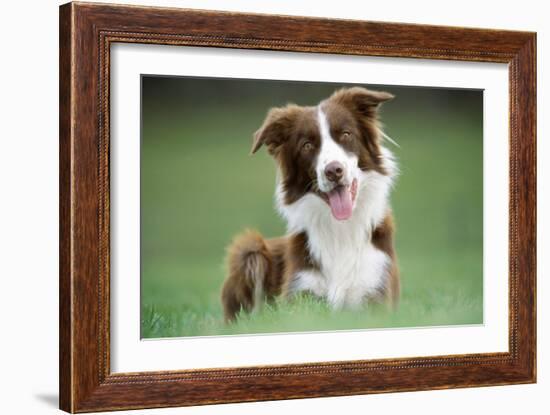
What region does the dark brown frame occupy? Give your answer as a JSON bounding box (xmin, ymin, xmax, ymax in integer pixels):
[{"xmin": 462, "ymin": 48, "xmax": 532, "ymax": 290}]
[{"xmin": 59, "ymin": 2, "xmax": 536, "ymax": 412}]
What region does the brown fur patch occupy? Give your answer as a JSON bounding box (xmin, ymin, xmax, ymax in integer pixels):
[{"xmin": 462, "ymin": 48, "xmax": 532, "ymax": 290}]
[
  {"xmin": 252, "ymin": 105, "xmax": 323, "ymax": 205},
  {"xmin": 221, "ymin": 230, "xmax": 287, "ymax": 321},
  {"xmin": 323, "ymin": 87, "xmax": 394, "ymax": 176},
  {"xmin": 281, "ymin": 232, "xmax": 320, "ymax": 296},
  {"xmin": 372, "ymin": 212, "xmax": 400, "ymax": 305}
]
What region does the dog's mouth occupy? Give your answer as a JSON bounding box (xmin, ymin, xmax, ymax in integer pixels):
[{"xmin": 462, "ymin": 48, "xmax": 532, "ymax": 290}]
[{"xmin": 319, "ymin": 178, "xmax": 358, "ymax": 221}]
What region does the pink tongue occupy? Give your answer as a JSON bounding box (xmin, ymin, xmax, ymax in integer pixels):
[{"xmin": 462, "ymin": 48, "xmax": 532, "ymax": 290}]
[{"xmin": 327, "ymin": 186, "xmax": 353, "ymax": 220}]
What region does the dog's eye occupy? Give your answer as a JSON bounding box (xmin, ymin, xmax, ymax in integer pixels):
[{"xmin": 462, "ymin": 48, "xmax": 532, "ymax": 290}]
[
  {"xmin": 341, "ymin": 131, "xmax": 352, "ymax": 141},
  {"xmin": 302, "ymin": 141, "xmax": 314, "ymax": 152}
]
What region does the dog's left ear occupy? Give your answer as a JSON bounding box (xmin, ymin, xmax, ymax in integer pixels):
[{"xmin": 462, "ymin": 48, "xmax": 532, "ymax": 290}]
[{"xmin": 331, "ymin": 87, "xmax": 394, "ymax": 118}]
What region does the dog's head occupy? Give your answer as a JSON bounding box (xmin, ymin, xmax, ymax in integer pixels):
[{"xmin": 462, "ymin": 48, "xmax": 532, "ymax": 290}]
[{"xmin": 251, "ymin": 87, "xmax": 394, "ymax": 221}]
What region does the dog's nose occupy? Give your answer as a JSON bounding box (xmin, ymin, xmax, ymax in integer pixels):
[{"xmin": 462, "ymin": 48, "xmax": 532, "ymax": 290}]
[{"xmin": 324, "ymin": 161, "xmax": 345, "ymax": 183}]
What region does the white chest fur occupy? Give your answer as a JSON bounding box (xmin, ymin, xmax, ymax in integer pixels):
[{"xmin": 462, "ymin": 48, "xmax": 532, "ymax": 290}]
[
  {"xmin": 304, "ymin": 230, "xmax": 389, "ymax": 308},
  {"xmin": 277, "ymin": 161, "xmax": 396, "ymax": 309}
]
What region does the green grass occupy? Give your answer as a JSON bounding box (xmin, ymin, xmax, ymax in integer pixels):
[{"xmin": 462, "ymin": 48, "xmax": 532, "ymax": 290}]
[
  {"xmin": 140, "ymin": 78, "xmax": 483, "ymax": 338},
  {"xmin": 141, "ymin": 253, "xmax": 482, "ymax": 338}
]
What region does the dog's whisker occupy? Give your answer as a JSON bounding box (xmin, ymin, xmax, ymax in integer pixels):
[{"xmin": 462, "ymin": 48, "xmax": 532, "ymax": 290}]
[
  {"xmin": 381, "ymin": 130, "xmax": 400, "ymax": 148},
  {"xmin": 304, "ymin": 178, "xmax": 319, "ymax": 193}
]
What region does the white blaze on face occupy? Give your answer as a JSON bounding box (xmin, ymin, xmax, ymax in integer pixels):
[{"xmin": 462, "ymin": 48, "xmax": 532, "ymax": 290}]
[
  {"xmin": 316, "ymin": 106, "xmax": 359, "ymax": 221},
  {"xmin": 316, "ymin": 107, "xmax": 357, "ymax": 192}
]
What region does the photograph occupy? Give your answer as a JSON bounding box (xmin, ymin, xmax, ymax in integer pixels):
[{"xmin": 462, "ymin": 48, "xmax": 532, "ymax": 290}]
[{"xmin": 140, "ymin": 76, "xmax": 483, "ymax": 338}]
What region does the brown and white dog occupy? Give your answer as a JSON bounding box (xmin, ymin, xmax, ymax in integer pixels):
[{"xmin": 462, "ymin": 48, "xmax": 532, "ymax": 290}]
[{"xmin": 221, "ymin": 87, "xmax": 399, "ymax": 322}]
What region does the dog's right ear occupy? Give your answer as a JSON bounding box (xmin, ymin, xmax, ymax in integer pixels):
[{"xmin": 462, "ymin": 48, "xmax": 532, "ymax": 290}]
[
  {"xmin": 250, "ymin": 128, "xmax": 269, "ymax": 154},
  {"xmin": 250, "ymin": 106, "xmax": 297, "ymax": 155}
]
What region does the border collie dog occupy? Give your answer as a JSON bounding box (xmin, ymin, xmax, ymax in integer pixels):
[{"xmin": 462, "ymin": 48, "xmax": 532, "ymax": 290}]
[{"xmin": 221, "ymin": 87, "xmax": 399, "ymax": 322}]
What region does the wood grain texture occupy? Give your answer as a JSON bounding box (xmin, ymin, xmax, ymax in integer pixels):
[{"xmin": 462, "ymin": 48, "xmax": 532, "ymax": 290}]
[
  {"xmin": 59, "ymin": 3, "xmax": 73, "ymax": 411},
  {"xmin": 59, "ymin": 2, "xmax": 537, "ymax": 412}
]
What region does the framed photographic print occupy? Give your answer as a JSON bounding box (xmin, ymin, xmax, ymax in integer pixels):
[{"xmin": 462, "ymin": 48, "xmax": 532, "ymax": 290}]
[{"xmin": 59, "ymin": 2, "xmax": 536, "ymax": 412}]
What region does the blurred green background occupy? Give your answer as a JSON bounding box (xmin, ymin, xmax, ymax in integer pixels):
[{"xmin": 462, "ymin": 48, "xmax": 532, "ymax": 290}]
[{"xmin": 140, "ymin": 75, "xmax": 483, "ymax": 338}]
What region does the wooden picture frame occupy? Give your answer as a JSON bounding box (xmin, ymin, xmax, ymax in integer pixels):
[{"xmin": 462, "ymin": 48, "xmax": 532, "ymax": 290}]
[{"xmin": 59, "ymin": 2, "xmax": 536, "ymax": 412}]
